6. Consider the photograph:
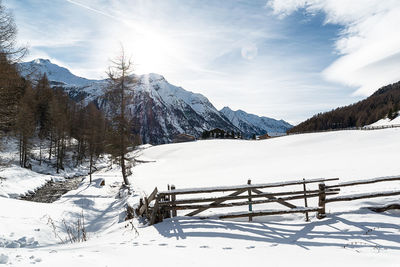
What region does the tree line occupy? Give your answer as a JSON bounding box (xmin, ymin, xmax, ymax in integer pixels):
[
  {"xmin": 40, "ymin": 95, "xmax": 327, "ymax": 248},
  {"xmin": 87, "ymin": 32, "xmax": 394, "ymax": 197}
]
[
  {"xmin": 3, "ymin": 68, "xmax": 107, "ymax": 179},
  {"xmin": 201, "ymin": 128, "xmax": 243, "ymax": 139},
  {"xmin": 0, "ymin": 2, "xmax": 138, "ymax": 185},
  {"xmin": 288, "ymin": 81, "xmax": 400, "ymax": 133}
]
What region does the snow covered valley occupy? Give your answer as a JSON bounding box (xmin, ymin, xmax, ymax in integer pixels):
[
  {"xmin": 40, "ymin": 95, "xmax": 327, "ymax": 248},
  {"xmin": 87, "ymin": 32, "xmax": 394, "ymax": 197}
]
[{"xmin": 1, "ymin": 128, "xmax": 400, "ymax": 266}]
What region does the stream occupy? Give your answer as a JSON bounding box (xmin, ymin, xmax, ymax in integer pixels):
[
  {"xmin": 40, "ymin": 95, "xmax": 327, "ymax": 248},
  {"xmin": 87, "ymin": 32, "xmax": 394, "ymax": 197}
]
[{"xmin": 20, "ymin": 176, "xmax": 84, "ymax": 203}]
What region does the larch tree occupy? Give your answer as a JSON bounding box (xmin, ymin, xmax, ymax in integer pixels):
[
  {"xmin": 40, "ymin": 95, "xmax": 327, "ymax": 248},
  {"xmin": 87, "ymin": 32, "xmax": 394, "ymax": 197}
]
[
  {"xmin": 104, "ymin": 48, "xmax": 135, "ymax": 186},
  {"xmin": 0, "ymin": 1, "xmax": 27, "ymax": 133},
  {"xmin": 0, "ymin": 1, "xmax": 27, "ymax": 61},
  {"xmin": 0, "ymin": 54, "xmax": 24, "ymax": 131},
  {"xmin": 49, "ymin": 89, "xmax": 71, "ymax": 173},
  {"xmin": 15, "ymin": 82, "xmax": 36, "ymax": 168},
  {"xmin": 85, "ymin": 103, "xmax": 105, "ymax": 182},
  {"xmin": 34, "ymin": 74, "xmax": 52, "ymax": 165}
]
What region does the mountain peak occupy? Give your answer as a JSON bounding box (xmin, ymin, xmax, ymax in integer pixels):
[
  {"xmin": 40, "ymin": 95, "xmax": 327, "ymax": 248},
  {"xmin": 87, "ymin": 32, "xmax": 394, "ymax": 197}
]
[
  {"xmin": 138, "ymin": 73, "xmax": 166, "ymax": 84},
  {"xmin": 32, "ymin": 58, "xmax": 51, "ymax": 65},
  {"xmin": 221, "ymin": 106, "xmax": 232, "ymax": 111},
  {"xmin": 20, "ymin": 58, "xmax": 93, "ymax": 86}
]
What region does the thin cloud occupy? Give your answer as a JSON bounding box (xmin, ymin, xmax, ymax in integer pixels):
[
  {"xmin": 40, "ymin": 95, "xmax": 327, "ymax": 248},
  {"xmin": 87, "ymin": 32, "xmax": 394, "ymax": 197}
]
[
  {"xmin": 268, "ymin": 0, "xmax": 400, "ymax": 96},
  {"xmin": 65, "ymin": 0, "xmax": 117, "ymax": 21}
]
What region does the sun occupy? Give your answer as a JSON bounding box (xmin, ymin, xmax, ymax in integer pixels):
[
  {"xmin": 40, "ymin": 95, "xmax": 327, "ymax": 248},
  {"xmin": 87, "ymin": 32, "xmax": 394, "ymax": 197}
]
[{"xmin": 115, "ymin": 22, "xmax": 184, "ymax": 75}]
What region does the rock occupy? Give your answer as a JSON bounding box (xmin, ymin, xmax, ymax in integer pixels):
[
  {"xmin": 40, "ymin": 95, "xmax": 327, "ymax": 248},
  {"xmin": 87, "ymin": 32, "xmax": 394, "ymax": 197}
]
[
  {"xmin": 17, "ymin": 237, "xmax": 27, "ymax": 243},
  {"xmin": 0, "ymin": 253, "xmax": 9, "ymax": 264},
  {"xmin": 5, "ymin": 241, "xmax": 20, "ymax": 248}
]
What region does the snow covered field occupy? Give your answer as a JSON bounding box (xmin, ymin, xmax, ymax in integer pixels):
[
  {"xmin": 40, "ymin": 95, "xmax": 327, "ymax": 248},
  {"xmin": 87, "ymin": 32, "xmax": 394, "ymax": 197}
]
[
  {"xmin": 133, "ymin": 128, "xmax": 400, "ymax": 194},
  {"xmin": 1, "ymin": 128, "xmax": 400, "ymax": 266}
]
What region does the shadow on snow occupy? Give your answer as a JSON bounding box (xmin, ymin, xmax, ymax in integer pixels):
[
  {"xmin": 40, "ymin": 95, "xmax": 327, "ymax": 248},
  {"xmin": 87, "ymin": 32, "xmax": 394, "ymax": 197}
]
[{"xmin": 153, "ymin": 209, "xmax": 400, "ymax": 250}]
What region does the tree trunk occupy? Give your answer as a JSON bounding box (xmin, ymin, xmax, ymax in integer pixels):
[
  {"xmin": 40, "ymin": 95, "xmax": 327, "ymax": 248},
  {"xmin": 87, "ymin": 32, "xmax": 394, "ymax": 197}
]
[
  {"xmin": 89, "ymin": 153, "xmax": 93, "ymax": 183},
  {"xmin": 60, "ymin": 135, "xmax": 65, "ymax": 170},
  {"xmin": 49, "ymin": 132, "xmax": 52, "ymax": 161},
  {"xmin": 23, "ymin": 141, "xmax": 27, "ymax": 168},
  {"xmin": 121, "ymin": 155, "xmax": 129, "ymax": 185},
  {"xmin": 39, "ymin": 139, "xmax": 42, "ymax": 166},
  {"xmin": 56, "ymin": 138, "xmax": 60, "ymax": 173},
  {"xmin": 19, "ymin": 136, "xmax": 22, "ymax": 167}
]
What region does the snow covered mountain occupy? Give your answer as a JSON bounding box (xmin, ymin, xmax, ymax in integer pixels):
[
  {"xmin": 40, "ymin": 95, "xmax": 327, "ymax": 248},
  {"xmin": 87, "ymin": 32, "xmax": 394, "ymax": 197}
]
[
  {"xmin": 119, "ymin": 73, "xmax": 239, "ymax": 144},
  {"xmin": 19, "ymin": 59, "xmax": 291, "ymax": 143},
  {"xmin": 19, "ymin": 59, "xmax": 94, "ymax": 86},
  {"xmin": 220, "ymin": 107, "xmax": 292, "ymax": 137},
  {"xmin": 19, "ymin": 59, "xmax": 239, "ymax": 144},
  {"xmin": 19, "ymin": 59, "xmax": 106, "ymax": 103}
]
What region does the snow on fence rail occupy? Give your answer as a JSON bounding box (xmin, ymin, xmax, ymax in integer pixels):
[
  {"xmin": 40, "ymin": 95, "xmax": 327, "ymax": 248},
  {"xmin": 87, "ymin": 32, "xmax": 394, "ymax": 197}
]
[
  {"xmin": 136, "ymin": 175, "xmax": 400, "ymax": 225},
  {"xmin": 316, "ymin": 175, "xmax": 400, "ymax": 218}
]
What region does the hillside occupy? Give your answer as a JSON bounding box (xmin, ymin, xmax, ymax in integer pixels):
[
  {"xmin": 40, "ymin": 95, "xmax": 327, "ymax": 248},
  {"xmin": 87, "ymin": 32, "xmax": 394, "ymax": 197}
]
[{"xmin": 288, "ymin": 81, "xmax": 400, "ymax": 133}]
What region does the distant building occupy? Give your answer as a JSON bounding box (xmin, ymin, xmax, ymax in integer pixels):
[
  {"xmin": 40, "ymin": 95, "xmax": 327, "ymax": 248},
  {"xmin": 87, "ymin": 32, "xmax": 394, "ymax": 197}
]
[
  {"xmin": 201, "ymin": 128, "xmax": 242, "ymax": 139},
  {"xmin": 258, "ymin": 133, "xmax": 271, "ymax": 140},
  {"xmin": 173, "ymin": 133, "xmax": 196, "ymax": 143}
]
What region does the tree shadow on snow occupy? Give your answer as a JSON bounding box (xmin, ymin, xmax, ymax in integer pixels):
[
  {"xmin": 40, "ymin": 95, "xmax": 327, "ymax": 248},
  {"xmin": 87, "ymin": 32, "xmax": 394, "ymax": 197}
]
[{"xmin": 153, "ymin": 209, "xmax": 400, "ymax": 251}]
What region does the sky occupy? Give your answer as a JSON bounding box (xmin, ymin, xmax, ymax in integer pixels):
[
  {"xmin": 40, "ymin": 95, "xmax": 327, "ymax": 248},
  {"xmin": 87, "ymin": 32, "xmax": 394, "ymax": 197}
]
[{"xmin": 6, "ymin": 0, "xmax": 400, "ymax": 124}]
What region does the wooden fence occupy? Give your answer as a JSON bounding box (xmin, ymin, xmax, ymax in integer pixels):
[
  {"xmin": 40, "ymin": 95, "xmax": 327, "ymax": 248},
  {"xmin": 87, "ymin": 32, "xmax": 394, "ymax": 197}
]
[
  {"xmin": 287, "ymin": 124, "xmax": 400, "ymax": 136},
  {"xmin": 136, "ymin": 175, "xmax": 400, "ymax": 225}
]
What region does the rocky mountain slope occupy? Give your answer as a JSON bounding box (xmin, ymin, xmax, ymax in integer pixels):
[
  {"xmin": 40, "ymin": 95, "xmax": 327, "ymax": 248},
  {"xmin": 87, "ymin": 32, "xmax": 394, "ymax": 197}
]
[
  {"xmin": 19, "ymin": 59, "xmax": 291, "ymax": 143},
  {"xmin": 220, "ymin": 107, "xmax": 292, "ymax": 137}
]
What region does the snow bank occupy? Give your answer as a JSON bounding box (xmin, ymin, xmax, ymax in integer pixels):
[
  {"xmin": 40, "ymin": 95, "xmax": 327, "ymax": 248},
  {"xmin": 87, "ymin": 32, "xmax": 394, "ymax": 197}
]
[
  {"xmin": 0, "ymin": 166, "xmax": 53, "ymax": 198},
  {"xmin": 0, "ymin": 137, "xmax": 108, "ymax": 198}
]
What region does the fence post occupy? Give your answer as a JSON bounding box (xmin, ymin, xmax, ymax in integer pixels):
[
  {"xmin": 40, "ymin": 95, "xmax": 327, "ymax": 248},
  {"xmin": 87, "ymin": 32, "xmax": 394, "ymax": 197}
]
[
  {"xmin": 317, "ymin": 183, "xmax": 326, "ymax": 219},
  {"xmin": 144, "ymin": 197, "xmax": 149, "ymax": 218},
  {"xmin": 149, "ymin": 196, "xmax": 161, "ymax": 225},
  {"xmin": 171, "ymin": 185, "xmax": 177, "ymax": 217},
  {"xmin": 248, "ymin": 179, "xmax": 252, "ymax": 222},
  {"xmin": 163, "ymin": 185, "xmax": 171, "ymax": 219},
  {"xmin": 302, "ymin": 178, "xmax": 309, "ymax": 222}
]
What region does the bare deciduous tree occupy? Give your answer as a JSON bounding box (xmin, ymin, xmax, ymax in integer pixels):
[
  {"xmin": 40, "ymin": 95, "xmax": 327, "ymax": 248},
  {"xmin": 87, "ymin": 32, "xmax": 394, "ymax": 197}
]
[
  {"xmin": 87, "ymin": 103, "xmax": 105, "ymax": 182},
  {"xmin": 15, "ymin": 82, "xmax": 36, "ymax": 168},
  {"xmin": 0, "ymin": 1, "xmax": 27, "ymax": 132},
  {"xmin": 104, "ymin": 47, "xmax": 136, "ymax": 186},
  {"xmin": 0, "ymin": 1, "xmax": 27, "ymax": 62}
]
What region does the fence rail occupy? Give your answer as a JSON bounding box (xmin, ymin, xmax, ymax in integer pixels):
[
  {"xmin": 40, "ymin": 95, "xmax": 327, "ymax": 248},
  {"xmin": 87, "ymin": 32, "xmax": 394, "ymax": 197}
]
[
  {"xmin": 158, "ymin": 177, "xmax": 339, "ymax": 195},
  {"xmin": 325, "ymin": 175, "xmax": 400, "ymax": 189},
  {"xmin": 286, "ymin": 124, "xmax": 400, "ymax": 136},
  {"xmin": 136, "ymin": 175, "xmax": 400, "ymax": 225}
]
